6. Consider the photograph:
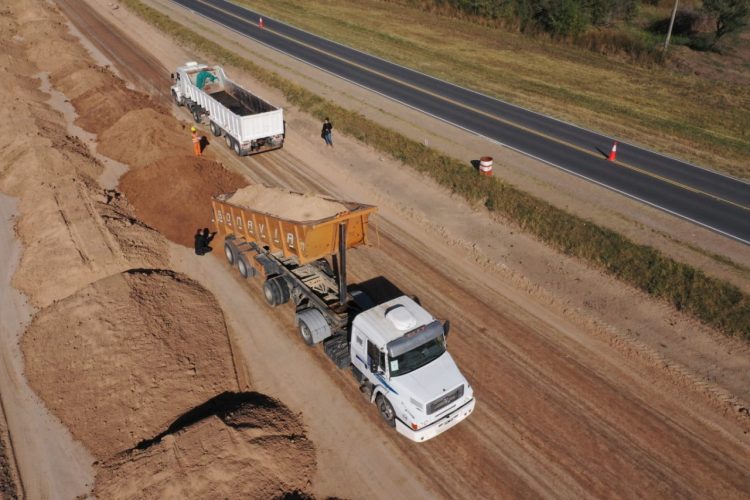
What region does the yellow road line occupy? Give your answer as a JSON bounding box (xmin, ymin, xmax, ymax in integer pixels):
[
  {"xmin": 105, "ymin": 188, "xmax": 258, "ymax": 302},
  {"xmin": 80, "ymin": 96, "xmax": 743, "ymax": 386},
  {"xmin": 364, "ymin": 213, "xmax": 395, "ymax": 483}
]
[{"xmin": 202, "ymin": 0, "xmax": 749, "ymax": 212}]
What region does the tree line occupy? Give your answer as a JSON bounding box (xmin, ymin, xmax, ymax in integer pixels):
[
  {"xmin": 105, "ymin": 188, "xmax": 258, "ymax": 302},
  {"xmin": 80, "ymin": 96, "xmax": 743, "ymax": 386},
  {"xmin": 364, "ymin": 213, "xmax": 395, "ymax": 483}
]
[{"xmin": 424, "ymin": 0, "xmax": 748, "ymax": 44}]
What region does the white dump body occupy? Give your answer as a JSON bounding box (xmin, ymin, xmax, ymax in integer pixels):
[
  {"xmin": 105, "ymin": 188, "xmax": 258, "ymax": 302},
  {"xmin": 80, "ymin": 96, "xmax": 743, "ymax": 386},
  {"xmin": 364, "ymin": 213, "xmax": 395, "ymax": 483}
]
[{"xmin": 172, "ymin": 62, "xmax": 284, "ymax": 154}]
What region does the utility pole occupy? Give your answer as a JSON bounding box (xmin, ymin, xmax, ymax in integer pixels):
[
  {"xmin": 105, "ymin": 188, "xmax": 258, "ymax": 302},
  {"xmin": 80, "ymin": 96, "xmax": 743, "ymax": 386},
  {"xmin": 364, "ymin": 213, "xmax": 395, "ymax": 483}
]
[{"xmin": 663, "ymin": 0, "xmax": 680, "ymax": 52}]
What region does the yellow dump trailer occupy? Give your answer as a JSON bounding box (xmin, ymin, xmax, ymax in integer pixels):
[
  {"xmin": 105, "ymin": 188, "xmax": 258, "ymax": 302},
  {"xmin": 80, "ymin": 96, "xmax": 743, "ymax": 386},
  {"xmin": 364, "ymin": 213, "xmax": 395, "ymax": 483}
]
[
  {"xmin": 212, "ymin": 189, "xmax": 378, "ymax": 350},
  {"xmin": 211, "ymin": 193, "xmax": 376, "ymax": 265}
]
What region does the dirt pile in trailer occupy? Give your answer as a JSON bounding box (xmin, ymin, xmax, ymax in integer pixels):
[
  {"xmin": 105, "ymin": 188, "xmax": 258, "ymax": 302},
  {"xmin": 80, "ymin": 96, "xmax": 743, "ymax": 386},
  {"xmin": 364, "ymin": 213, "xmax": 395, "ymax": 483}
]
[{"xmin": 228, "ymin": 184, "xmax": 348, "ymax": 220}]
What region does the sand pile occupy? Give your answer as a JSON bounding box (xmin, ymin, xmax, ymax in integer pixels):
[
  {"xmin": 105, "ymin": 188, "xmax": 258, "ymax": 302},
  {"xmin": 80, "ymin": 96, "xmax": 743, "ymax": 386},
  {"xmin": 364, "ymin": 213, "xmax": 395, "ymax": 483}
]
[
  {"xmin": 98, "ymin": 108, "xmax": 192, "ymax": 168},
  {"xmin": 97, "ymin": 188, "xmax": 168, "ymax": 269},
  {"xmin": 55, "ymin": 66, "xmax": 155, "ymax": 135},
  {"xmin": 94, "ymin": 392, "xmax": 316, "ymax": 499},
  {"xmin": 228, "ymin": 185, "xmax": 348, "ymax": 221},
  {"xmin": 20, "ymin": 6, "xmax": 90, "ymax": 82},
  {"xmin": 118, "ymin": 156, "xmax": 246, "ymax": 246},
  {"xmin": 1, "ymin": 77, "xmax": 168, "ymax": 308},
  {"xmin": 22, "ymin": 270, "xmax": 238, "ymax": 459}
]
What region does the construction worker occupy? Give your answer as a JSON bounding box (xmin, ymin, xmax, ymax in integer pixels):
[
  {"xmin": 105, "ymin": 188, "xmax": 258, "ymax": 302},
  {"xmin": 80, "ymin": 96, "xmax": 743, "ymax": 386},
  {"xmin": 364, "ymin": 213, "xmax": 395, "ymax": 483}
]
[{"xmin": 191, "ymin": 126, "xmax": 201, "ymax": 156}]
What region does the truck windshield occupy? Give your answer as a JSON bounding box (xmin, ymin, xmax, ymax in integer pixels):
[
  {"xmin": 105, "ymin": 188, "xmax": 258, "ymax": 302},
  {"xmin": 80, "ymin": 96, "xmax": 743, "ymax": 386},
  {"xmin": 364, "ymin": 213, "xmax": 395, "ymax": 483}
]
[{"xmin": 389, "ymin": 334, "xmax": 446, "ymax": 377}]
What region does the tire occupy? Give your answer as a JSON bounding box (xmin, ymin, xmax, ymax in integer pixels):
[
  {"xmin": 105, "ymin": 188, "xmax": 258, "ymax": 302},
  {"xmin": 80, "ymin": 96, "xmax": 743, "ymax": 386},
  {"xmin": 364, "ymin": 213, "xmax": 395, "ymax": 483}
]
[
  {"xmin": 171, "ymin": 90, "xmax": 183, "ymax": 106},
  {"xmin": 210, "ymin": 121, "xmax": 221, "ymax": 137},
  {"xmin": 224, "ymin": 240, "xmax": 237, "ymax": 266},
  {"xmin": 263, "ymin": 276, "xmax": 290, "ymax": 307},
  {"xmin": 192, "ymin": 108, "xmax": 202, "ymax": 123},
  {"xmin": 376, "ymin": 394, "xmax": 396, "ymax": 428},
  {"xmin": 233, "ymin": 140, "xmax": 243, "ymax": 156},
  {"xmin": 298, "ymin": 318, "xmax": 314, "ymax": 346},
  {"xmin": 263, "ymin": 279, "xmax": 278, "ymax": 306},
  {"xmin": 237, "ymin": 255, "xmax": 256, "ymax": 279},
  {"xmin": 296, "ymin": 308, "xmax": 330, "ymax": 346}
]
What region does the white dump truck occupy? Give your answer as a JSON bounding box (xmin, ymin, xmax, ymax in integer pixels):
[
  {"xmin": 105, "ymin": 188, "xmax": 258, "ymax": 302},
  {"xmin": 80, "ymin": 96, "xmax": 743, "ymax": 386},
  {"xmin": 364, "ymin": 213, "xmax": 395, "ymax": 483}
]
[
  {"xmin": 171, "ymin": 61, "xmax": 284, "ymax": 156},
  {"xmin": 213, "ymin": 188, "xmax": 476, "ymax": 442}
]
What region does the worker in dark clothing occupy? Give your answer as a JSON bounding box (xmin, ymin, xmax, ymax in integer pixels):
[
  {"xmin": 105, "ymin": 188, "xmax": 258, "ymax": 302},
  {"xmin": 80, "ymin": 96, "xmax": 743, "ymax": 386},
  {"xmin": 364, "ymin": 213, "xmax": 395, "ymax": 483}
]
[
  {"xmin": 194, "ymin": 229, "xmax": 207, "ymax": 255},
  {"xmin": 321, "ymin": 117, "xmax": 333, "ymax": 147},
  {"xmin": 202, "ymin": 228, "xmax": 216, "ymax": 254}
]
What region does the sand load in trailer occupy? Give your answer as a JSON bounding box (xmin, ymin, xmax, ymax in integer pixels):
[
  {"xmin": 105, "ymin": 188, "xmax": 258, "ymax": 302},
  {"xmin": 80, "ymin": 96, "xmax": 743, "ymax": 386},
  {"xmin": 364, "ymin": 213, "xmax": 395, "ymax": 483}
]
[{"xmin": 214, "ymin": 185, "xmax": 376, "ymax": 266}]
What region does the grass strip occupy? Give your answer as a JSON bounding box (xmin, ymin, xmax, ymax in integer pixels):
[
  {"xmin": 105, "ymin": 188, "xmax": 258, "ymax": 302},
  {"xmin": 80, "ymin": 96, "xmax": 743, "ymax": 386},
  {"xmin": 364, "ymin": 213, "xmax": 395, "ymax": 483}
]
[{"xmin": 123, "ymin": 0, "xmax": 750, "ymax": 340}]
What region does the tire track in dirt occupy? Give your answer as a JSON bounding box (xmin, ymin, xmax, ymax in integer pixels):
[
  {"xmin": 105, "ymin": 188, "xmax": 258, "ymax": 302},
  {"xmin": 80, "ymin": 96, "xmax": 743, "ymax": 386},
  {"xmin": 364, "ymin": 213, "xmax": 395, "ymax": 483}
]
[
  {"xmin": 223, "ymin": 145, "xmax": 750, "ymax": 498},
  {"xmin": 211, "ymin": 126, "xmax": 750, "ymax": 496},
  {"xmin": 358, "ymin": 227, "xmax": 750, "ymax": 497},
  {"xmin": 55, "ymin": 0, "xmax": 169, "ymax": 98}
]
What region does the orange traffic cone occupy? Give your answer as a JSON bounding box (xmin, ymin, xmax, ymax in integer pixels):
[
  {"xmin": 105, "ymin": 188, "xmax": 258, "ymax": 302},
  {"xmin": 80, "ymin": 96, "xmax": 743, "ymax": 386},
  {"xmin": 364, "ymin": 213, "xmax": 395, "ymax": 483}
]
[
  {"xmin": 608, "ymin": 141, "xmax": 618, "ymax": 161},
  {"xmin": 259, "ymin": 17, "xmax": 264, "ymax": 28}
]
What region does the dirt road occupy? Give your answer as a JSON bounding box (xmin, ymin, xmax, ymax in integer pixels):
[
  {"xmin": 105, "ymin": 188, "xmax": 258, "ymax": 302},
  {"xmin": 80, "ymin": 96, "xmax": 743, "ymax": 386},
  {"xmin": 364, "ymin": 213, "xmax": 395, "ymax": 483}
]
[{"xmin": 3, "ymin": 0, "xmax": 749, "ymax": 497}]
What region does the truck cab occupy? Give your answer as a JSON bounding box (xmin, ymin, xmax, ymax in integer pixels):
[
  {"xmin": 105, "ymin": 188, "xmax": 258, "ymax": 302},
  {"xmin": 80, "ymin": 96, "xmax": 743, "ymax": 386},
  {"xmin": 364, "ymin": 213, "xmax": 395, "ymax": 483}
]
[{"xmin": 350, "ymin": 296, "xmax": 475, "ymax": 442}]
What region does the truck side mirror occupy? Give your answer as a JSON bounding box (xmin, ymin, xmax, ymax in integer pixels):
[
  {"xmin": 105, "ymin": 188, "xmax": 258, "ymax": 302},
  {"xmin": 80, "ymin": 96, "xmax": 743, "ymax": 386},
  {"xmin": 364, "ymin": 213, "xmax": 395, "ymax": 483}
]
[
  {"xmin": 443, "ymin": 320, "xmax": 451, "ymax": 338},
  {"xmin": 170, "ymin": 73, "xmax": 174, "ymax": 80}
]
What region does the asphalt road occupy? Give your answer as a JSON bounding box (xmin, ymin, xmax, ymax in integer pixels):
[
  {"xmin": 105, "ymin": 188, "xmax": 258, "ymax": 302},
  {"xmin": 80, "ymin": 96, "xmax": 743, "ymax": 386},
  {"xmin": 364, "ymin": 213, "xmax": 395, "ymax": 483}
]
[{"xmin": 172, "ymin": 0, "xmax": 750, "ymax": 244}]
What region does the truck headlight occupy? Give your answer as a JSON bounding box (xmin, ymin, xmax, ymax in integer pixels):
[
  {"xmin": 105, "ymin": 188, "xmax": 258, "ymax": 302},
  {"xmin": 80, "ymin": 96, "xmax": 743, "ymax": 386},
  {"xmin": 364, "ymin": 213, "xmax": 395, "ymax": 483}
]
[{"xmin": 409, "ymin": 397, "xmax": 423, "ymax": 410}]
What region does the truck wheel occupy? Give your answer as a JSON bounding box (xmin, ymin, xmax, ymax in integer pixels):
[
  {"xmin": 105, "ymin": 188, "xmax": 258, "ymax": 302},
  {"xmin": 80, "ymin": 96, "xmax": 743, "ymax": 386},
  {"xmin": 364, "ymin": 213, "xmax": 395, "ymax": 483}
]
[
  {"xmin": 376, "ymin": 394, "xmax": 396, "ymax": 428},
  {"xmin": 263, "ymin": 279, "xmax": 278, "ymax": 306},
  {"xmin": 298, "ymin": 319, "xmax": 314, "ymax": 346},
  {"xmin": 224, "ymin": 240, "xmax": 237, "ymax": 266},
  {"xmin": 210, "ymin": 122, "xmax": 221, "ymax": 137},
  {"xmin": 192, "ymin": 108, "xmax": 202, "ymax": 123},
  {"xmin": 233, "ymin": 140, "xmax": 243, "ymax": 156},
  {"xmin": 225, "ymin": 135, "xmax": 233, "ymax": 149},
  {"xmin": 263, "ymin": 277, "xmax": 290, "ymax": 307},
  {"xmin": 296, "ymin": 308, "xmax": 330, "ymax": 346},
  {"xmin": 171, "ymin": 90, "xmax": 183, "ymax": 106},
  {"xmin": 237, "ymin": 255, "xmax": 256, "ymax": 279}
]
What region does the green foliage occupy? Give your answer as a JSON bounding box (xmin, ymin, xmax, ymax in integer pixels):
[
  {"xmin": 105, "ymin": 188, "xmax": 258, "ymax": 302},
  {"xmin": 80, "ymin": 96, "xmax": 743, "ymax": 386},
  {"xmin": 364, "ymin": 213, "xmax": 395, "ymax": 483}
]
[
  {"xmin": 430, "ymin": 0, "xmax": 640, "ymax": 34},
  {"xmin": 535, "ymin": 0, "xmax": 589, "ymax": 36},
  {"xmin": 123, "ymin": 0, "xmax": 750, "ymax": 340},
  {"xmin": 702, "ymin": 0, "xmax": 750, "ymax": 45}
]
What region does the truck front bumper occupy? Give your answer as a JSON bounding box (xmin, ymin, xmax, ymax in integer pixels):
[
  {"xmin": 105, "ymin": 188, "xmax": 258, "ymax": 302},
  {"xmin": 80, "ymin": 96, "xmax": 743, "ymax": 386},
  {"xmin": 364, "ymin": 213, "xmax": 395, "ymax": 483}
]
[{"xmin": 395, "ymin": 397, "xmax": 476, "ymax": 442}]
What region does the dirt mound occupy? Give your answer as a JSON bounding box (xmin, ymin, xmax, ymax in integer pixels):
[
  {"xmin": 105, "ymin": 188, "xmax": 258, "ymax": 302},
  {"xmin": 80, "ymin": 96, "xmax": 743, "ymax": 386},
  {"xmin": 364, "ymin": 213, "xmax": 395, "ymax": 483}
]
[
  {"xmin": 94, "ymin": 392, "xmax": 316, "ymax": 499},
  {"xmin": 118, "ymin": 156, "xmax": 246, "ymax": 247},
  {"xmin": 54, "ymin": 66, "xmax": 156, "ymax": 135},
  {"xmin": 228, "ymin": 185, "xmax": 348, "ymax": 221},
  {"xmin": 98, "ymin": 108, "xmax": 191, "ymax": 168},
  {"xmin": 21, "ymin": 270, "xmax": 238, "ymax": 459}
]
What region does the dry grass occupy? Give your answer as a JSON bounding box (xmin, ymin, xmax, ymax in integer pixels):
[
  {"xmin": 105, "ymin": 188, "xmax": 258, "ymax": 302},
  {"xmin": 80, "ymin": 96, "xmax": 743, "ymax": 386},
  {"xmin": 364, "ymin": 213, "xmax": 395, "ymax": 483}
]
[
  {"xmin": 235, "ymin": 0, "xmax": 750, "ymax": 179},
  {"xmin": 122, "ymin": 0, "xmax": 750, "ymax": 339}
]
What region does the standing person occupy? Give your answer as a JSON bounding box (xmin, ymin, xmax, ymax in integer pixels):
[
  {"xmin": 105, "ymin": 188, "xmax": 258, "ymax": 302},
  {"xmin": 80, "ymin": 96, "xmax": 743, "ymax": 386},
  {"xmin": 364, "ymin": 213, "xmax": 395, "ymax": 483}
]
[
  {"xmin": 191, "ymin": 126, "xmax": 202, "ymax": 156},
  {"xmin": 321, "ymin": 117, "xmax": 333, "ymax": 147},
  {"xmin": 194, "ymin": 228, "xmax": 207, "ymax": 256}
]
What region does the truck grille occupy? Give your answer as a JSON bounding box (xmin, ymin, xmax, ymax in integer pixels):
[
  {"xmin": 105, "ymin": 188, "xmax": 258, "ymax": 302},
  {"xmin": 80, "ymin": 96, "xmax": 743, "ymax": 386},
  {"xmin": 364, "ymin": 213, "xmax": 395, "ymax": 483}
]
[{"xmin": 427, "ymin": 385, "xmax": 464, "ymax": 415}]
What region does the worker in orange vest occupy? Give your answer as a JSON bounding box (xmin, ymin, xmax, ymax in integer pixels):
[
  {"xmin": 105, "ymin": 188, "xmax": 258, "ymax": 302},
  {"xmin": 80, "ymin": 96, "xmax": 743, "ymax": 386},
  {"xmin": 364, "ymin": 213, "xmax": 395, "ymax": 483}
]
[{"xmin": 191, "ymin": 126, "xmax": 201, "ymax": 156}]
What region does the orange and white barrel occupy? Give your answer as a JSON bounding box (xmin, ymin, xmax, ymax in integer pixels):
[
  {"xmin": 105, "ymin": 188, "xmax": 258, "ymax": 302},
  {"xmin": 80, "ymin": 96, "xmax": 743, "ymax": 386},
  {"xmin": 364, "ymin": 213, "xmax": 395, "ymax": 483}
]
[{"xmin": 479, "ymin": 156, "xmax": 493, "ymax": 176}]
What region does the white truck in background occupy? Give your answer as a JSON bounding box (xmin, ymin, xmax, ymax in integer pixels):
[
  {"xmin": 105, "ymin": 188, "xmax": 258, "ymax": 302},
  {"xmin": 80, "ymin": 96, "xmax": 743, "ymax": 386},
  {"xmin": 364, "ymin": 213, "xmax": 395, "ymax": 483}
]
[{"xmin": 171, "ymin": 62, "xmax": 284, "ymax": 156}]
